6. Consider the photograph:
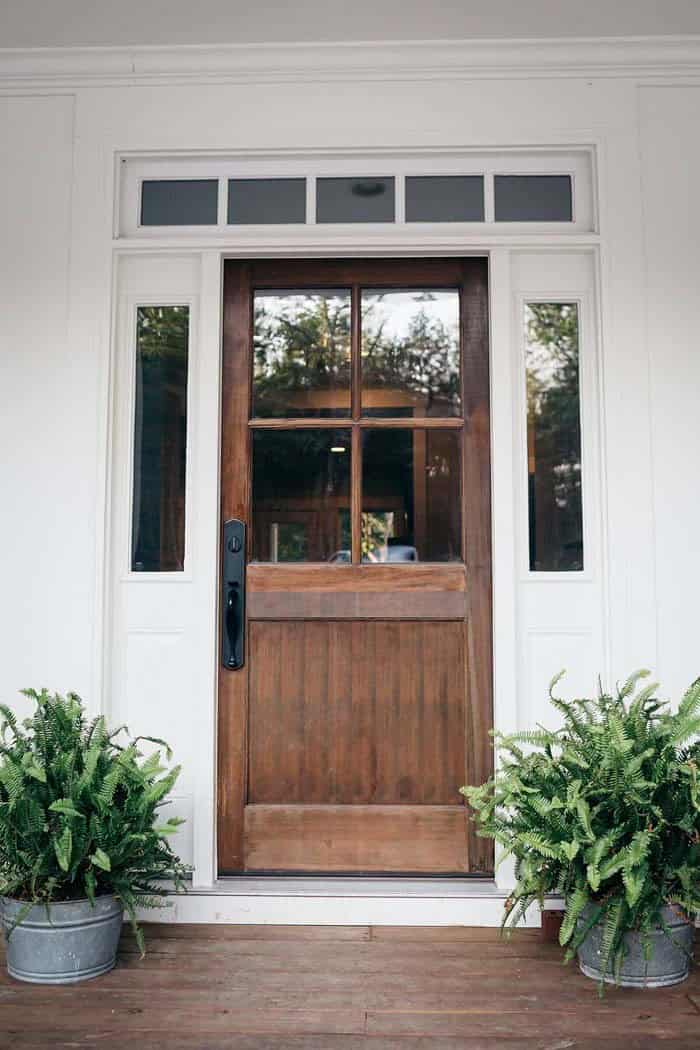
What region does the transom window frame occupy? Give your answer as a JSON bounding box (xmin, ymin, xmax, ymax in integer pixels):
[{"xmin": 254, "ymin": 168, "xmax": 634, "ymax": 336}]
[{"xmin": 116, "ymin": 148, "xmax": 596, "ymax": 238}]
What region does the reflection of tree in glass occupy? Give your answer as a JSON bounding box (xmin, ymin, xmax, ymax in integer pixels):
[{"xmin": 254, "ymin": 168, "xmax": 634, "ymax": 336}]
[
  {"xmin": 253, "ymin": 291, "xmax": 461, "ymax": 417},
  {"xmin": 361, "ymin": 511, "xmax": 394, "ymax": 560},
  {"xmin": 137, "ymin": 305, "xmax": 189, "ymax": 362},
  {"xmin": 133, "ymin": 306, "xmax": 189, "ymax": 573},
  {"xmin": 363, "ymin": 296, "xmax": 460, "ymax": 415},
  {"xmin": 526, "ymin": 303, "xmax": 583, "ymax": 571},
  {"xmin": 276, "ymin": 523, "xmax": 307, "ymax": 562},
  {"xmin": 254, "ymin": 294, "xmax": 351, "ymax": 415}
]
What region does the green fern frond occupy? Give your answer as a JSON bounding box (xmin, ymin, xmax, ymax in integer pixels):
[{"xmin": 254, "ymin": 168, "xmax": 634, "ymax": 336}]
[
  {"xmin": 461, "ymin": 670, "xmax": 700, "ymax": 994},
  {"xmin": 0, "ymin": 688, "xmax": 189, "ymax": 954}
]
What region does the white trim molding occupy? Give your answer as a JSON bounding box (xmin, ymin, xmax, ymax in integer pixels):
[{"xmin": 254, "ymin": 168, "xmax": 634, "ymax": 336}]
[{"xmin": 0, "ymin": 36, "xmax": 699, "ymax": 87}]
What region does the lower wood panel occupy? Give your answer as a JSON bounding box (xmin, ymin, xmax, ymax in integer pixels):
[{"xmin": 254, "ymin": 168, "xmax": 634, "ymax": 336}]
[
  {"xmin": 243, "ymin": 804, "xmax": 468, "ymax": 873},
  {"xmin": 248, "ymin": 619, "xmax": 467, "ymax": 806}
]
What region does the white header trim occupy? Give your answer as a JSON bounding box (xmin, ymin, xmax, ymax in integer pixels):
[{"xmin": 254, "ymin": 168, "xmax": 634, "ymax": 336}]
[{"xmin": 1, "ymin": 35, "xmax": 699, "ymax": 86}]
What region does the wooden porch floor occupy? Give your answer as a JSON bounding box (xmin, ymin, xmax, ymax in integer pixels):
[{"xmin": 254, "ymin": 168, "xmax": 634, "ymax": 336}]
[{"xmin": 1, "ymin": 924, "xmax": 699, "ymax": 1048}]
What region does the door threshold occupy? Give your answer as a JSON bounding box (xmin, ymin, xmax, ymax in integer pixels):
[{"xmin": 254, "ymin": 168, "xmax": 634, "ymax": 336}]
[
  {"xmin": 201, "ymin": 876, "xmax": 502, "ymax": 898},
  {"xmin": 146, "ymin": 877, "xmax": 545, "ymax": 927}
]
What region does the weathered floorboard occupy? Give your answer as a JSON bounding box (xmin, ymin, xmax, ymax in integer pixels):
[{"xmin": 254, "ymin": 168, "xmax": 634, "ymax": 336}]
[{"xmin": 0, "ymin": 924, "xmax": 698, "ymax": 1048}]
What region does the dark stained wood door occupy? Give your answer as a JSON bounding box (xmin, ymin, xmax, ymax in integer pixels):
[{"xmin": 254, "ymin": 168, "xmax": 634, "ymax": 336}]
[{"xmin": 218, "ymin": 258, "xmax": 492, "ymax": 874}]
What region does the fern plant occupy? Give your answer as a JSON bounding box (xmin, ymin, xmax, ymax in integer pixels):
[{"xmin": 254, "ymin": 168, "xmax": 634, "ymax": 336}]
[
  {"xmin": 0, "ymin": 689, "xmax": 189, "ymax": 952},
  {"xmin": 461, "ymin": 671, "xmax": 700, "ymax": 986}
]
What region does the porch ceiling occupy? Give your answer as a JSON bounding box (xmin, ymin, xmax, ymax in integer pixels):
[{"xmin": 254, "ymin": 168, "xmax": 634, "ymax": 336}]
[{"xmin": 1, "ymin": 0, "xmax": 700, "ymax": 50}]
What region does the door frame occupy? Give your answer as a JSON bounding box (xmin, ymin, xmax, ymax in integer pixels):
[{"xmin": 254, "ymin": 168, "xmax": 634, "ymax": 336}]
[{"xmin": 217, "ymin": 255, "xmax": 493, "ymax": 875}]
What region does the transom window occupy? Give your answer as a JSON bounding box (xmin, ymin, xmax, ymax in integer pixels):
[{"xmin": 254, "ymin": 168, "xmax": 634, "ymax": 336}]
[{"xmin": 118, "ymin": 149, "xmax": 595, "ymax": 236}]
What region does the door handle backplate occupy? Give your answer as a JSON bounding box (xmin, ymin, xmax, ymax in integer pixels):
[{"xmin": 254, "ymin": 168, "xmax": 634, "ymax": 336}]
[{"xmin": 222, "ymin": 518, "xmax": 246, "ymax": 670}]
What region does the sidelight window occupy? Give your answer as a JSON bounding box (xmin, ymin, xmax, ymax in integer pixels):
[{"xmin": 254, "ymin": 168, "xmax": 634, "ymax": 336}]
[
  {"xmin": 525, "ymin": 302, "xmax": 583, "ymax": 571},
  {"xmin": 131, "ymin": 305, "xmax": 189, "ymax": 572}
]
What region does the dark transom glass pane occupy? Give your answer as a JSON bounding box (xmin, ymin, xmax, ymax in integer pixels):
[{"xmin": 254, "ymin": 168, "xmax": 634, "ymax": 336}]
[
  {"xmin": 316, "ymin": 177, "xmax": 395, "ymax": 223},
  {"xmin": 405, "ymin": 176, "xmax": 484, "ymax": 223},
  {"xmin": 140, "ymin": 180, "xmax": 218, "ymax": 226},
  {"xmin": 252, "ymin": 429, "xmax": 351, "ymax": 562},
  {"xmin": 361, "ymin": 428, "xmax": 461, "ymax": 563},
  {"xmin": 253, "ymin": 290, "xmax": 351, "ymax": 418},
  {"xmin": 228, "ymin": 178, "xmax": 306, "ymax": 224},
  {"xmin": 361, "ymin": 289, "xmax": 461, "ymax": 418},
  {"xmin": 526, "ymin": 302, "xmax": 583, "ymax": 571},
  {"xmin": 494, "ymin": 175, "xmax": 573, "ymax": 222},
  {"xmin": 131, "ymin": 306, "xmax": 189, "ymax": 572}
]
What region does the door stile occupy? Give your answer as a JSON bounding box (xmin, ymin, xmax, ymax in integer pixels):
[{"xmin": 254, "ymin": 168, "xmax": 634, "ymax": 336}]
[
  {"xmin": 460, "ymin": 258, "xmax": 494, "ymax": 873},
  {"xmin": 217, "ymin": 262, "xmax": 253, "ymax": 872}
]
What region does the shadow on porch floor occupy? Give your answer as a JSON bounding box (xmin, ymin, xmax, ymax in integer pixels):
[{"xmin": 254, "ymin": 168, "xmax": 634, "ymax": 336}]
[{"xmin": 1, "ymin": 925, "xmax": 699, "ymax": 1048}]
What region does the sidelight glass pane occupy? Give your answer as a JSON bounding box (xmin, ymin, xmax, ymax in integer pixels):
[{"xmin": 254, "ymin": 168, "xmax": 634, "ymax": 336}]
[
  {"xmin": 228, "ymin": 178, "xmax": 306, "ymax": 224},
  {"xmin": 361, "ymin": 428, "xmax": 461, "ymax": 562},
  {"xmin": 252, "ymin": 429, "xmax": 351, "ymax": 562},
  {"xmin": 131, "ymin": 306, "xmax": 189, "ymax": 572},
  {"xmin": 494, "ymin": 175, "xmax": 572, "ymax": 222},
  {"xmin": 316, "ymin": 177, "xmax": 395, "ymax": 223},
  {"xmin": 526, "ymin": 302, "xmax": 583, "ymax": 571},
  {"xmin": 405, "ymin": 176, "xmax": 484, "ymax": 222},
  {"xmin": 140, "ymin": 179, "xmax": 218, "ymax": 226},
  {"xmin": 253, "ymin": 290, "xmax": 351, "ymax": 418},
  {"xmin": 361, "ymin": 290, "xmax": 461, "ymax": 417}
]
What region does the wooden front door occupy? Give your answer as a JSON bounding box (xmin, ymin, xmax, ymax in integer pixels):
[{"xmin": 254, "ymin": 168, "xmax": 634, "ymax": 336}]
[{"xmin": 218, "ymin": 258, "xmax": 492, "ymax": 875}]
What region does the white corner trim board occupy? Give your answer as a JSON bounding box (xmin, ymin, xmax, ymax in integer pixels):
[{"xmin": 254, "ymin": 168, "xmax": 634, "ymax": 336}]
[{"xmin": 0, "ymin": 35, "xmax": 699, "ymax": 85}]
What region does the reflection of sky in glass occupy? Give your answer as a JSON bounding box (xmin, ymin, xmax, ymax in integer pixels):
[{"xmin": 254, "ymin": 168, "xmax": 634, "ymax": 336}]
[
  {"xmin": 524, "ymin": 303, "xmax": 578, "ymax": 387},
  {"xmin": 362, "ymin": 289, "xmax": 459, "ymax": 345},
  {"xmin": 254, "ymin": 290, "xmax": 350, "ymax": 371}
]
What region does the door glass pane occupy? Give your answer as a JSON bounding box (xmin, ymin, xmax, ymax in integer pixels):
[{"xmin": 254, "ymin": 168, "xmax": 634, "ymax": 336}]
[
  {"xmin": 131, "ymin": 306, "xmax": 189, "ymax": 571},
  {"xmin": 526, "ymin": 303, "xmax": 583, "ymax": 571},
  {"xmin": 253, "ymin": 290, "xmax": 351, "ymax": 417},
  {"xmin": 361, "ymin": 428, "xmax": 461, "ymax": 562},
  {"xmin": 252, "ymin": 429, "xmax": 351, "ymax": 562},
  {"xmin": 361, "ymin": 290, "xmax": 461, "ymax": 417}
]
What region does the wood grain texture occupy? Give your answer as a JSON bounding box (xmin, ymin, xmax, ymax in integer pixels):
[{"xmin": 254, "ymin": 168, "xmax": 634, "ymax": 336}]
[
  {"xmin": 248, "ymin": 563, "xmax": 466, "ymax": 591},
  {"xmin": 460, "ymin": 258, "xmax": 493, "ymax": 874},
  {"xmin": 249, "ymin": 257, "xmax": 465, "ymax": 288},
  {"xmin": 217, "ymin": 262, "xmax": 253, "ymax": 872},
  {"xmin": 243, "ymin": 804, "xmax": 468, "ymax": 872},
  {"xmin": 219, "ymin": 257, "xmax": 493, "ymax": 876},
  {"xmin": 2, "ymin": 926, "xmax": 699, "ymax": 1049},
  {"xmin": 249, "ymin": 416, "xmax": 464, "ymax": 429},
  {"xmin": 248, "ymin": 620, "xmax": 466, "ymax": 807},
  {"xmin": 248, "ymin": 591, "xmax": 467, "ymax": 618}
]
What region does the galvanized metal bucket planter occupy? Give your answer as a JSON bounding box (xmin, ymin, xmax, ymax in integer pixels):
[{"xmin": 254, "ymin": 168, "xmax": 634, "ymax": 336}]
[
  {"xmin": 1, "ymin": 895, "xmax": 123, "ymax": 984},
  {"xmin": 577, "ymin": 904, "xmax": 693, "ymax": 988}
]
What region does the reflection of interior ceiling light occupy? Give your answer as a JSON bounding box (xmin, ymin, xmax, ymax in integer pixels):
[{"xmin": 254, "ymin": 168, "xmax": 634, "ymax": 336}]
[
  {"xmin": 351, "ymin": 181, "xmax": 385, "ymax": 198},
  {"xmin": 330, "ymin": 446, "xmax": 347, "ymax": 453}
]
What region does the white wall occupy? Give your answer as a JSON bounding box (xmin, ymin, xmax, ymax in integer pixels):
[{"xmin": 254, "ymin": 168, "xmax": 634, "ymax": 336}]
[
  {"xmin": 0, "ymin": 95, "xmax": 101, "ymax": 719},
  {"xmin": 1, "ymin": 41, "xmax": 699, "ymax": 888},
  {"xmin": 640, "ymin": 87, "xmax": 700, "ymax": 700}
]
